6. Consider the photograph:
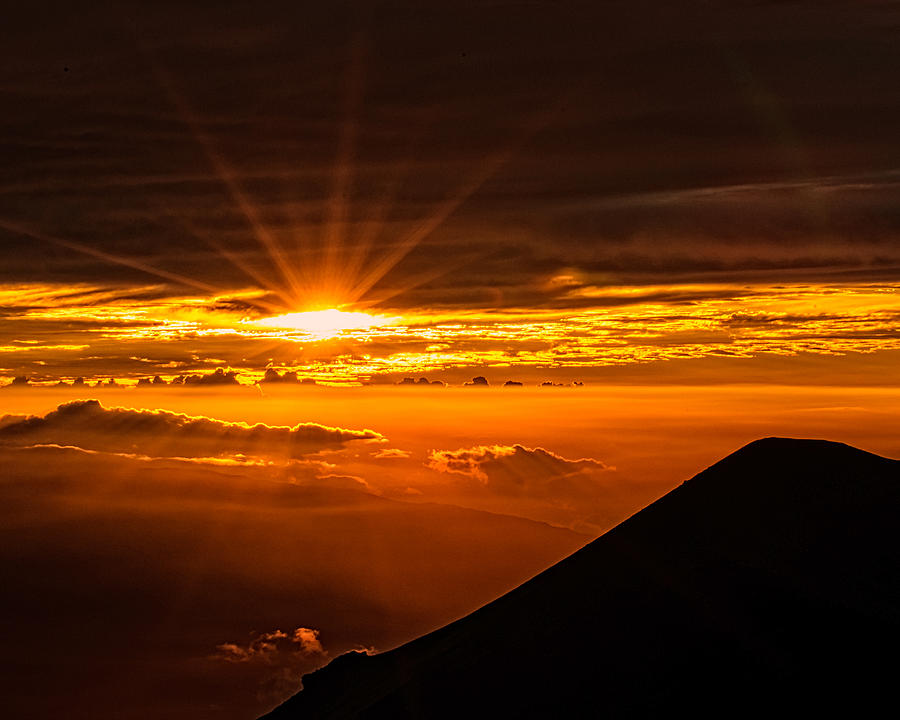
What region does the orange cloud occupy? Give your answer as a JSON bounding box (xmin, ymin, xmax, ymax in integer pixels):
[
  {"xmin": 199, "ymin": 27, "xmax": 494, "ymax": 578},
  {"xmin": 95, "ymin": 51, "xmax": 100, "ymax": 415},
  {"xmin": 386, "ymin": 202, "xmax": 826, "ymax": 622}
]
[
  {"xmin": 427, "ymin": 444, "xmax": 611, "ymax": 499},
  {"xmin": 0, "ymin": 400, "xmax": 384, "ymax": 460},
  {"xmin": 373, "ymin": 448, "xmax": 412, "ymax": 460},
  {"xmin": 213, "ymin": 627, "xmax": 325, "ymax": 665}
]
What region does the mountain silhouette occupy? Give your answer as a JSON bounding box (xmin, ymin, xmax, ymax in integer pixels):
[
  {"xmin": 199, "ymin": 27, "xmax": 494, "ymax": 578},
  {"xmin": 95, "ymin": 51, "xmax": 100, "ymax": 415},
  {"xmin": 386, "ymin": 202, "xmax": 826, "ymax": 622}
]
[{"xmin": 261, "ymin": 438, "xmax": 899, "ymax": 718}]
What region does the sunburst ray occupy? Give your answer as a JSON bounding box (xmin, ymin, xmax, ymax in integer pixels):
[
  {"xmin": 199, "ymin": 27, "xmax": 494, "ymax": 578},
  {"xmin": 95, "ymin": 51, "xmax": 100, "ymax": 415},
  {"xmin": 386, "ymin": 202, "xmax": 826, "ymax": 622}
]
[
  {"xmin": 148, "ymin": 60, "xmax": 304, "ymax": 304},
  {"xmin": 319, "ymin": 30, "xmax": 369, "ymax": 301},
  {"xmin": 340, "ymin": 107, "xmax": 437, "ymax": 300},
  {"xmin": 0, "ymin": 218, "xmax": 292, "ymax": 312},
  {"xmin": 347, "ymin": 105, "xmax": 560, "ymax": 304}
]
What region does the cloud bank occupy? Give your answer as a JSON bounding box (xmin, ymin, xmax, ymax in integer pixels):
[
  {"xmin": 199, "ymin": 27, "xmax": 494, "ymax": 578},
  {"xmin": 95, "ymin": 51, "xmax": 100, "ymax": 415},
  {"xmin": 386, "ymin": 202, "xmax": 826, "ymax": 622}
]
[{"xmin": 0, "ymin": 399, "xmax": 383, "ymax": 460}]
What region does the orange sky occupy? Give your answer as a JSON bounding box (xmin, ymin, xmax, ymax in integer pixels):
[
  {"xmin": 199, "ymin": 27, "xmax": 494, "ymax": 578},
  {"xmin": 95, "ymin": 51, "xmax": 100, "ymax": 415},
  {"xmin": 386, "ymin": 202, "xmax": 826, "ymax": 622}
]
[
  {"xmin": 2, "ymin": 2, "xmax": 899, "ymax": 718},
  {"xmin": 1, "ymin": 3, "xmax": 899, "ymax": 388},
  {"xmin": 5, "ymin": 384, "xmax": 899, "ymax": 533},
  {"xmin": 1, "ymin": 279, "xmax": 898, "ymax": 386}
]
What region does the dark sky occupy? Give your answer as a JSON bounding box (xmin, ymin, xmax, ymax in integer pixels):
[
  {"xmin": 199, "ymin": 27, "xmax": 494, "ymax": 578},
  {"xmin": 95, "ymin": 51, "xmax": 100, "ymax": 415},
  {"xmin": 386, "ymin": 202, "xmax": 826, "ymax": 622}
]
[{"xmin": 2, "ymin": 1, "xmax": 899, "ymax": 311}]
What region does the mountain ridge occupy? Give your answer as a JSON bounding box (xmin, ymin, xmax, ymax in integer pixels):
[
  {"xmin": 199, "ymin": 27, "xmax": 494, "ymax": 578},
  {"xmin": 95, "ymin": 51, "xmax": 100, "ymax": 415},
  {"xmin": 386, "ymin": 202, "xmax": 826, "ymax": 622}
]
[{"xmin": 261, "ymin": 438, "xmax": 899, "ymax": 718}]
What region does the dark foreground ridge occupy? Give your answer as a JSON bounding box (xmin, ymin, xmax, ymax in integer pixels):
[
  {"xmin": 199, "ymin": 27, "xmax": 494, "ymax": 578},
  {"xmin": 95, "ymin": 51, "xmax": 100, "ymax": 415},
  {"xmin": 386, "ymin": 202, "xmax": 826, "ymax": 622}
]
[{"xmin": 261, "ymin": 438, "xmax": 900, "ymax": 718}]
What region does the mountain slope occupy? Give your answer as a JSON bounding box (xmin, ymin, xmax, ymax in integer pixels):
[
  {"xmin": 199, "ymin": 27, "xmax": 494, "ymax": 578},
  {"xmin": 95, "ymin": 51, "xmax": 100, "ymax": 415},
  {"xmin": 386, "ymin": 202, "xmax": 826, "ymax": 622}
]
[{"xmin": 262, "ymin": 438, "xmax": 900, "ymax": 718}]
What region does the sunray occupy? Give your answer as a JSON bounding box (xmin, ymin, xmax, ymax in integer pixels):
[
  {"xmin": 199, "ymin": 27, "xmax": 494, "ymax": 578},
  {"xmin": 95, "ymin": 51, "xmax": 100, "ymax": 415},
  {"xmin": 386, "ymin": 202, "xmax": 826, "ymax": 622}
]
[
  {"xmin": 346, "ymin": 147, "xmax": 512, "ymax": 303},
  {"xmin": 339, "ymin": 107, "xmax": 436, "ymax": 300},
  {"xmin": 234, "ymin": 335, "xmax": 300, "ymax": 369},
  {"xmin": 346, "ymin": 106, "xmax": 558, "ymax": 304},
  {"xmin": 0, "ymin": 217, "xmax": 264, "ymax": 304},
  {"xmin": 199, "ymin": 238, "xmax": 293, "ymax": 312},
  {"xmin": 319, "ymin": 30, "xmax": 368, "ymax": 300},
  {"xmin": 354, "ymin": 246, "xmax": 492, "ymax": 311},
  {"xmin": 147, "ymin": 60, "xmax": 305, "ymax": 304},
  {"xmin": 161, "ymin": 211, "xmax": 294, "ymax": 308}
]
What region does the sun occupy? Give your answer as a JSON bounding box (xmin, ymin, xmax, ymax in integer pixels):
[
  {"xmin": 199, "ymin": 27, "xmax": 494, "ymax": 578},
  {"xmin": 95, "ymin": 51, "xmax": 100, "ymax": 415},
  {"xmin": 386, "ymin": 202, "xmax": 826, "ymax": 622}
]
[{"xmin": 252, "ymin": 308, "xmax": 397, "ymax": 338}]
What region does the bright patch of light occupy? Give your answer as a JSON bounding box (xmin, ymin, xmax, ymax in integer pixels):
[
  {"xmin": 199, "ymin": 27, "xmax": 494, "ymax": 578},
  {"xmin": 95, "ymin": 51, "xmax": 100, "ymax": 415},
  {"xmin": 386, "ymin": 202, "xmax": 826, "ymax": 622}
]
[{"xmin": 253, "ymin": 309, "xmax": 398, "ymax": 338}]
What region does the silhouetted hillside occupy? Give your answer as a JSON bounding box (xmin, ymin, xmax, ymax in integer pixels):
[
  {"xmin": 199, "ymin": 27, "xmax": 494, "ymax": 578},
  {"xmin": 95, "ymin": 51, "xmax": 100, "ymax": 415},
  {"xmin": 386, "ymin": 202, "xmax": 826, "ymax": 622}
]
[{"xmin": 262, "ymin": 438, "xmax": 900, "ymax": 718}]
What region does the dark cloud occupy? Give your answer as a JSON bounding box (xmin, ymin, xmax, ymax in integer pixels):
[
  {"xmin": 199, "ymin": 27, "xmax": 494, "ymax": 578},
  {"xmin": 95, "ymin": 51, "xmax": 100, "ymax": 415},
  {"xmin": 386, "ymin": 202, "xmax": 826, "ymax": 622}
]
[
  {"xmin": 0, "ymin": 2, "xmax": 898, "ymax": 310},
  {"xmin": 261, "ymin": 369, "xmax": 316, "ymax": 385},
  {"xmin": 180, "ymin": 368, "xmax": 240, "ymax": 385},
  {"xmin": 0, "ymin": 399, "xmax": 383, "ymax": 459}
]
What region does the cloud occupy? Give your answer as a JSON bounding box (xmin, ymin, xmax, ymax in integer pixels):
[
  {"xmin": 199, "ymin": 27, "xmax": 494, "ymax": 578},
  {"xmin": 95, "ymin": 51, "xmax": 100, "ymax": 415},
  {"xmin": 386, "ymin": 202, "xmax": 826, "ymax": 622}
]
[
  {"xmin": 427, "ymin": 444, "xmax": 612, "ymax": 500},
  {"xmin": 373, "ymin": 448, "xmax": 412, "ymax": 460},
  {"xmin": 211, "ymin": 626, "xmax": 328, "ymax": 704},
  {"xmin": 304, "ymin": 473, "xmax": 372, "ymax": 491},
  {"xmin": 0, "ymin": 400, "xmax": 384, "ymax": 460},
  {"xmin": 291, "ymin": 627, "xmax": 325, "ymax": 655},
  {"xmin": 179, "ymin": 368, "xmax": 240, "ymax": 386},
  {"xmin": 213, "ymin": 627, "xmax": 325, "ymax": 664},
  {"xmin": 261, "ymin": 369, "xmax": 308, "ymax": 384}
]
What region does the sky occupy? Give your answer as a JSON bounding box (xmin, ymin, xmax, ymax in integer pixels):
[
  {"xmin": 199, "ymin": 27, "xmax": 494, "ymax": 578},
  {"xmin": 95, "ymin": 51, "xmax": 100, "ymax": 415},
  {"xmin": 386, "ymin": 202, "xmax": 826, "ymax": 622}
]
[
  {"xmin": 1, "ymin": 2, "xmax": 899, "ymax": 719},
  {"xmin": 1, "ymin": 0, "xmax": 899, "ymax": 385}
]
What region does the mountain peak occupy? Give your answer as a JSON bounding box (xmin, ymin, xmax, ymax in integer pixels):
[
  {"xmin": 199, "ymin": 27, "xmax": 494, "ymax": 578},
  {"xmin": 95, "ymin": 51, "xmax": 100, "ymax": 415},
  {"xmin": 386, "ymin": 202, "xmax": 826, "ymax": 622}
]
[
  {"xmin": 729, "ymin": 435, "xmax": 873, "ymax": 461},
  {"xmin": 665, "ymin": 436, "xmax": 892, "ymax": 510},
  {"xmin": 700, "ymin": 435, "xmax": 883, "ymax": 474}
]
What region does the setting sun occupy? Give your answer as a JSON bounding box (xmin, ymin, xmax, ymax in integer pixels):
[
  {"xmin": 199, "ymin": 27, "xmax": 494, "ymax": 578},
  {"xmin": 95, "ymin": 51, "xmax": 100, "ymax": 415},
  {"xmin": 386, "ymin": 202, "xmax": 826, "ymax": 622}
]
[{"xmin": 252, "ymin": 309, "xmax": 398, "ymax": 338}]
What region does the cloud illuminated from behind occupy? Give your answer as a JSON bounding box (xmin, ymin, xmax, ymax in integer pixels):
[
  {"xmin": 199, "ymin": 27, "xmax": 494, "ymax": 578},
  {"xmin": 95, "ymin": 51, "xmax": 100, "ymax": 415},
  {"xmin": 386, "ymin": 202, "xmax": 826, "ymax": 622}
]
[
  {"xmin": 0, "ymin": 400, "xmax": 383, "ymax": 461},
  {"xmin": 427, "ymin": 444, "xmax": 611, "ymax": 500}
]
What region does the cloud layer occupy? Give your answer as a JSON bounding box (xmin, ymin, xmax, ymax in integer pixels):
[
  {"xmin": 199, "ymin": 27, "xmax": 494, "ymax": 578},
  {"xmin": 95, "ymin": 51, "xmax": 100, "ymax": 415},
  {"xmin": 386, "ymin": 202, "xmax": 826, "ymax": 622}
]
[{"xmin": 0, "ymin": 399, "xmax": 383, "ymax": 459}]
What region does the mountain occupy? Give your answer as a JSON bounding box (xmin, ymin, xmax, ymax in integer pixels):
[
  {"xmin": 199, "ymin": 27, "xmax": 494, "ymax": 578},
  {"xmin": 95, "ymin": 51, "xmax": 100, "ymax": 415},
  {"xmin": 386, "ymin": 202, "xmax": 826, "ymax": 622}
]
[{"xmin": 261, "ymin": 438, "xmax": 900, "ymax": 718}]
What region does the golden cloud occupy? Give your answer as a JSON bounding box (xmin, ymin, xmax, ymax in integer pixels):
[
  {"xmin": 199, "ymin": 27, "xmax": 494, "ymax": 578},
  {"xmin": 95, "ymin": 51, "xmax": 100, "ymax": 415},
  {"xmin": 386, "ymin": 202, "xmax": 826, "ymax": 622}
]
[{"xmin": 0, "ymin": 400, "xmax": 384, "ymax": 460}]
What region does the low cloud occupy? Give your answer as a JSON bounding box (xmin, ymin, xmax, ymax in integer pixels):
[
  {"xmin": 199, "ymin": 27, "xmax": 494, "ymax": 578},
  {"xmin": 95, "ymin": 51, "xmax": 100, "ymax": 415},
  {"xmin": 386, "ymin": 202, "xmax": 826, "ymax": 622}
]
[
  {"xmin": 306, "ymin": 474, "xmax": 371, "ymax": 491},
  {"xmin": 261, "ymin": 369, "xmax": 315, "ymax": 385},
  {"xmin": 212, "ymin": 627, "xmax": 328, "ymax": 705},
  {"xmin": 373, "ymin": 448, "xmax": 412, "ymax": 460},
  {"xmin": 0, "ymin": 400, "xmax": 384, "ymax": 460},
  {"xmin": 178, "ymin": 368, "xmax": 240, "ymax": 386},
  {"xmin": 213, "ymin": 627, "xmax": 326, "ymax": 665},
  {"xmin": 427, "ymin": 444, "xmax": 612, "ymax": 500}
]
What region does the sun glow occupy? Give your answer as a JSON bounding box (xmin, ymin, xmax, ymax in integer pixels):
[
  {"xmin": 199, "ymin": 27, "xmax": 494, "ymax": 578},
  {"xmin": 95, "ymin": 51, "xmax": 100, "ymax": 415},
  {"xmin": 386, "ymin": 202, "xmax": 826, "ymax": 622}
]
[{"xmin": 253, "ymin": 308, "xmax": 398, "ymax": 338}]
